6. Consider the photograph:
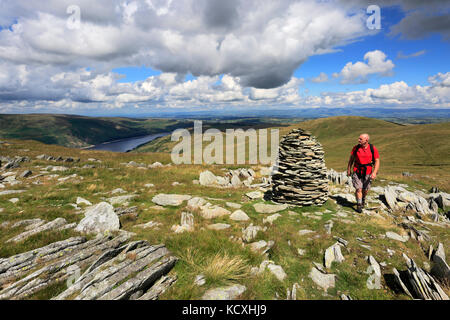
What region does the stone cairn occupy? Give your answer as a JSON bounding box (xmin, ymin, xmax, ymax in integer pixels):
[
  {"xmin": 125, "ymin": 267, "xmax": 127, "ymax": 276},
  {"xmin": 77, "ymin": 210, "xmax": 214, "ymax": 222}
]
[{"xmin": 269, "ymin": 128, "xmax": 328, "ymax": 206}]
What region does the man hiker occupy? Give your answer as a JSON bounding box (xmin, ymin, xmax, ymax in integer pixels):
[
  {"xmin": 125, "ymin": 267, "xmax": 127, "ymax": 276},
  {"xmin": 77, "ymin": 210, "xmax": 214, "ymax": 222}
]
[{"xmin": 347, "ymin": 133, "xmax": 380, "ymax": 213}]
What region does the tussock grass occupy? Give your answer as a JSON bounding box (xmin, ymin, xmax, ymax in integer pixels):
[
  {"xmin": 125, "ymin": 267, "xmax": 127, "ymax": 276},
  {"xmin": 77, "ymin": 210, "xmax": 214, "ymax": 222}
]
[{"xmin": 176, "ymin": 247, "xmax": 251, "ymax": 285}]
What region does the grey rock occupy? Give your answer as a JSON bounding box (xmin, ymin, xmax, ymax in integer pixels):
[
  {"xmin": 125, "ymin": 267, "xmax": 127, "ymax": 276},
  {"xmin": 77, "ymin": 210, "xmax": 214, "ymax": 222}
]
[
  {"xmin": 152, "ymin": 194, "xmax": 192, "ymax": 206},
  {"xmin": 263, "ymin": 213, "xmax": 281, "ymax": 225},
  {"xmin": 230, "ymin": 210, "xmax": 250, "ymax": 221},
  {"xmin": 201, "ymin": 284, "xmax": 246, "ymax": 300},
  {"xmin": 309, "ymin": 267, "xmax": 335, "ymax": 291},
  {"xmin": 386, "ymin": 231, "xmax": 408, "ymax": 243},
  {"xmin": 199, "ymin": 170, "xmax": 218, "ymax": 186},
  {"xmin": 207, "ymin": 223, "xmax": 231, "ymax": 231},
  {"xmin": 253, "ymin": 203, "xmax": 288, "ymax": 214},
  {"xmin": 6, "ymin": 218, "xmax": 68, "ymax": 243},
  {"xmin": 431, "ymin": 243, "xmax": 450, "ymax": 283},
  {"xmin": 246, "ymin": 191, "xmax": 264, "ymax": 199},
  {"xmin": 75, "ymin": 202, "xmax": 120, "ymax": 235}
]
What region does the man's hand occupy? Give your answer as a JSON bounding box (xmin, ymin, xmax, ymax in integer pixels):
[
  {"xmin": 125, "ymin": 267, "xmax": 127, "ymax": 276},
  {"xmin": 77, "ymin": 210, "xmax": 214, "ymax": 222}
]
[{"xmin": 370, "ymin": 172, "xmax": 377, "ymax": 180}]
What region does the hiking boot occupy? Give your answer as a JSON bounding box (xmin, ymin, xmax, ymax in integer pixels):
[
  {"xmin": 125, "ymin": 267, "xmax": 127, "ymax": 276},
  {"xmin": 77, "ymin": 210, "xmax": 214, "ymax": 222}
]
[{"xmin": 356, "ymin": 204, "xmax": 363, "ymax": 213}]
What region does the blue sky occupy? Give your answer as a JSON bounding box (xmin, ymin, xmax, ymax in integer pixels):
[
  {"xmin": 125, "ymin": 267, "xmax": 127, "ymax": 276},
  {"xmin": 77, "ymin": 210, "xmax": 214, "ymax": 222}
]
[{"xmin": 0, "ymin": 0, "xmax": 448, "ymax": 115}]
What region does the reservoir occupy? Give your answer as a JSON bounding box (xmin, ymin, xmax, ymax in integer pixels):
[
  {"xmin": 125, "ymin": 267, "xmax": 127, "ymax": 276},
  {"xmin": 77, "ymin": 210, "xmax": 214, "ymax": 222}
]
[{"xmin": 87, "ymin": 132, "xmax": 168, "ymax": 152}]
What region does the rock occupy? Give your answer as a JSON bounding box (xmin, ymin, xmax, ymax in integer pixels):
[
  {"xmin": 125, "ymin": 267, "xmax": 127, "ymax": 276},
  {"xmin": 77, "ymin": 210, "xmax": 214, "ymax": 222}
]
[
  {"xmin": 225, "ymin": 202, "xmax": 242, "ymax": 209},
  {"xmin": 107, "ymin": 195, "xmax": 136, "ymax": 206},
  {"xmin": 9, "ymin": 198, "xmax": 19, "ymax": 204},
  {"xmin": 253, "ymin": 203, "xmax": 288, "ymax": 214},
  {"xmin": 298, "ymin": 229, "xmax": 314, "ymax": 236},
  {"xmin": 149, "ymin": 162, "xmax": 163, "ymax": 168},
  {"xmin": 194, "ymin": 274, "xmax": 206, "ymax": 286},
  {"xmin": 309, "ymin": 267, "xmax": 335, "ymax": 291},
  {"xmin": 7, "ymin": 218, "xmax": 69, "ymax": 243},
  {"xmin": 402, "ymin": 172, "xmax": 413, "ymax": 177},
  {"xmin": 200, "ymin": 205, "xmax": 231, "ymax": 219},
  {"xmin": 201, "ymin": 284, "xmax": 246, "ymax": 300},
  {"xmin": 394, "ymin": 254, "xmax": 449, "ymax": 300},
  {"xmin": 144, "ymin": 183, "xmax": 155, "ymax": 188},
  {"xmin": 19, "ymin": 170, "xmax": 32, "ymax": 178},
  {"xmin": 384, "ymin": 186, "xmax": 398, "ymax": 210},
  {"xmin": 266, "ymin": 263, "xmax": 287, "ymax": 281},
  {"xmin": 324, "ymin": 243, "xmax": 345, "ymax": 269},
  {"xmin": 152, "ymin": 194, "xmax": 192, "ymax": 206},
  {"xmin": 324, "ymin": 220, "xmax": 333, "ymax": 234},
  {"xmin": 111, "ymin": 188, "xmax": 126, "ymax": 194},
  {"xmin": 241, "ymin": 224, "xmax": 263, "ymax": 243},
  {"xmin": 75, "ymin": 202, "xmax": 120, "ymax": 234},
  {"xmin": 199, "ymin": 170, "xmax": 218, "ymax": 186},
  {"xmin": 297, "ymin": 249, "xmax": 306, "ymax": 256},
  {"xmin": 386, "ymin": 231, "xmax": 408, "ymax": 242},
  {"xmin": 171, "ymin": 212, "xmax": 194, "ymax": 233},
  {"xmin": 246, "ymin": 191, "xmax": 264, "ymax": 200},
  {"xmin": 207, "ymin": 223, "xmax": 231, "ymax": 231},
  {"xmin": 53, "ymin": 241, "xmax": 177, "ymax": 301},
  {"xmin": 263, "ymin": 213, "xmax": 282, "ymax": 225},
  {"xmin": 259, "ymin": 167, "xmax": 273, "ymax": 176},
  {"xmin": 270, "ymin": 129, "xmax": 328, "ymax": 206},
  {"xmin": 2, "ymin": 188, "xmax": 38, "ymax": 197},
  {"xmin": 249, "ymin": 240, "xmax": 274, "ymax": 254},
  {"xmin": 186, "ymin": 197, "xmax": 207, "ymax": 210},
  {"xmin": 431, "ymin": 243, "xmax": 450, "ymax": 283},
  {"xmin": 134, "ymin": 221, "xmax": 162, "ymax": 229},
  {"xmin": 366, "ymin": 256, "xmax": 382, "ymax": 289},
  {"xmin": 76, "ymin": 197, "xmax": 92, "ymax": 206},
  {"xmin": 230, "ymin": 174, "xmax": 242, "ymax": 187},
  {"xmin": 230, "ymin": 210, "xmax": 250, "ymax": 221}
]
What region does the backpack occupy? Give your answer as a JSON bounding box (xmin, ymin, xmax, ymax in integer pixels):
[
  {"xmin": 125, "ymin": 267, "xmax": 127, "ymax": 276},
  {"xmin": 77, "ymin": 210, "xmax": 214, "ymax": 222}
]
[{"xmin": 354, "ymin": 143, "xmax": 375, "ymax": 178}]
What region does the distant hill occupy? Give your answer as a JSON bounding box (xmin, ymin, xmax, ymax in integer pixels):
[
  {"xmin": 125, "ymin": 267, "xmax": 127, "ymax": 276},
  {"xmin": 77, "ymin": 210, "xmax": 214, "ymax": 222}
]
[
  {"xmin": 135, "ymin": 116, "xmax": 450, "ymax": 188},
  {"xmin": 0, "ymin": 114, "xmax": 192, "ymax": 148}
]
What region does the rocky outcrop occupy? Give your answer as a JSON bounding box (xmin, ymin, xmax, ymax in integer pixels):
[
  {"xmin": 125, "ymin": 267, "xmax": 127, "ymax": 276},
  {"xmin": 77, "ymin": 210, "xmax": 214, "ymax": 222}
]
[
  {"xmin": 270, "ymin": 129, "xmax": 328, "ymax": 206},
  {"xmin": 393, "ymin": 254, "xmax": 448, "ymax": 300},
  {"xmin": 0, "ymin": 235, "xmax": 130, "ymax": 299},
  {"xmin": 199, "ymin": 168, "xmax": 256, "ymax": 188},
  {"xmin": 54, "ymin": 241, "xmax": 178, "ymax": 300}
]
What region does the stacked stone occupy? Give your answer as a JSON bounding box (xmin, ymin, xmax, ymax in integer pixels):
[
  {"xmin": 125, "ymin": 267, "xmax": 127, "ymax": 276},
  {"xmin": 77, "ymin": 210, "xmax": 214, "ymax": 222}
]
[{"xmin": 270, "ymin": 129, "xmax": 328, "ymax": 206}]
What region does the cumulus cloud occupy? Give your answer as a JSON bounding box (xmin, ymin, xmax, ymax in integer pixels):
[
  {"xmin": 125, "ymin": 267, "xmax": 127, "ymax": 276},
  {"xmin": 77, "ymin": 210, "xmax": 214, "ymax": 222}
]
[
  {"xmin": 310, "ymin": 72, "xmax": 329, "ymax": 83},
  {"xmin": 335, "ymin": 50, "xmax": 394, "ymax": 84},
  {"xmin": 0, "ymin": 0, "xmax": 369, "ymax": 89}
]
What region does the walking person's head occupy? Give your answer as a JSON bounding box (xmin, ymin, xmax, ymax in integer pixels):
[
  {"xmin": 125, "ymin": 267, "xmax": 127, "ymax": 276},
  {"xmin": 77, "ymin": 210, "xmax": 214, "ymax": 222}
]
[{"xmin": 358, "ymin": 133, "xmax": 370, "ymax": 146}]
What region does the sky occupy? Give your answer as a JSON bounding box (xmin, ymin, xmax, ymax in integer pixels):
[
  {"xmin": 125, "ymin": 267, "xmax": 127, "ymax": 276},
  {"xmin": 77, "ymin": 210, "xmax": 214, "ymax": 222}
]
[{"xmin": 0, "ymin": 0, "xmax": 449, "ymax": 116}]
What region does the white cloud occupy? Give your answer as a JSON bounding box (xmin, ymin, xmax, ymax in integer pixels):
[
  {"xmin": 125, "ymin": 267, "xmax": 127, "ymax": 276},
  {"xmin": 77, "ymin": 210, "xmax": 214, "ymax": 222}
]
[
  {"xmin": 336, "ymin": 50, "xmax": 395, "ymax": 84},
  {"xmin": 0, "ymin": 0, "xmax": 368, "ymax": 90},
  {"xmin": 310, "ymin": 72, "xmax": 329, "ymax": 83}
]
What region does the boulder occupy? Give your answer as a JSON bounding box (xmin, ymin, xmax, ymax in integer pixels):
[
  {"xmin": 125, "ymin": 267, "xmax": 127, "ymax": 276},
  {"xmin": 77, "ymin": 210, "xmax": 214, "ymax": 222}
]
[
  {"xmin": 253, "ymin": 203, "xmax": 288, "ymax": 214},
  {"xmin": 199, "ymin": 170, "xmax": 218, "ymax": 186},
  {"xmin": 201, "ymin": 285, "xmax": 246, "ymax": 300},
  {"xmin": 230, "ymin": 210, "xmax": 250, "ymax": 221},
  {"xmin": 309, "ymin": 267, "xmax": 335, "ymax": 291},
  {"xmin": 75, "ymin": 202, "xmax": 120, "ymax": 234},
  {"xmin": 152, "ymin": 194, "xmax": 192, "ymax": 206}
]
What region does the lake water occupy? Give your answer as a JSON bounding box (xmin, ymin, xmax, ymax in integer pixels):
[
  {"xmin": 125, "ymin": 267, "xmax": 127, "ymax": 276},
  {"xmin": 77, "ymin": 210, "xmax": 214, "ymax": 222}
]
[{"xmin": 87, "ymin": 132, "xmax": 169, "ymax": 152}]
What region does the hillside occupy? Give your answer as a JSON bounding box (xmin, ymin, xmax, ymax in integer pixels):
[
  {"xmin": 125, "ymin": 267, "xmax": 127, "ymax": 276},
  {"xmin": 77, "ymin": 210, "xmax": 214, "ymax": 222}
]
[
  {"xmin": 0, "ymin": 136, "xmax": 449, "ymax": 300},
  {"xmin": 135, "ymin": 116, "xmax": 450, "ymax": 191},
  {"xmin": 0, "ymin": 114, "xmax": 191, "ymax": 148}
]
